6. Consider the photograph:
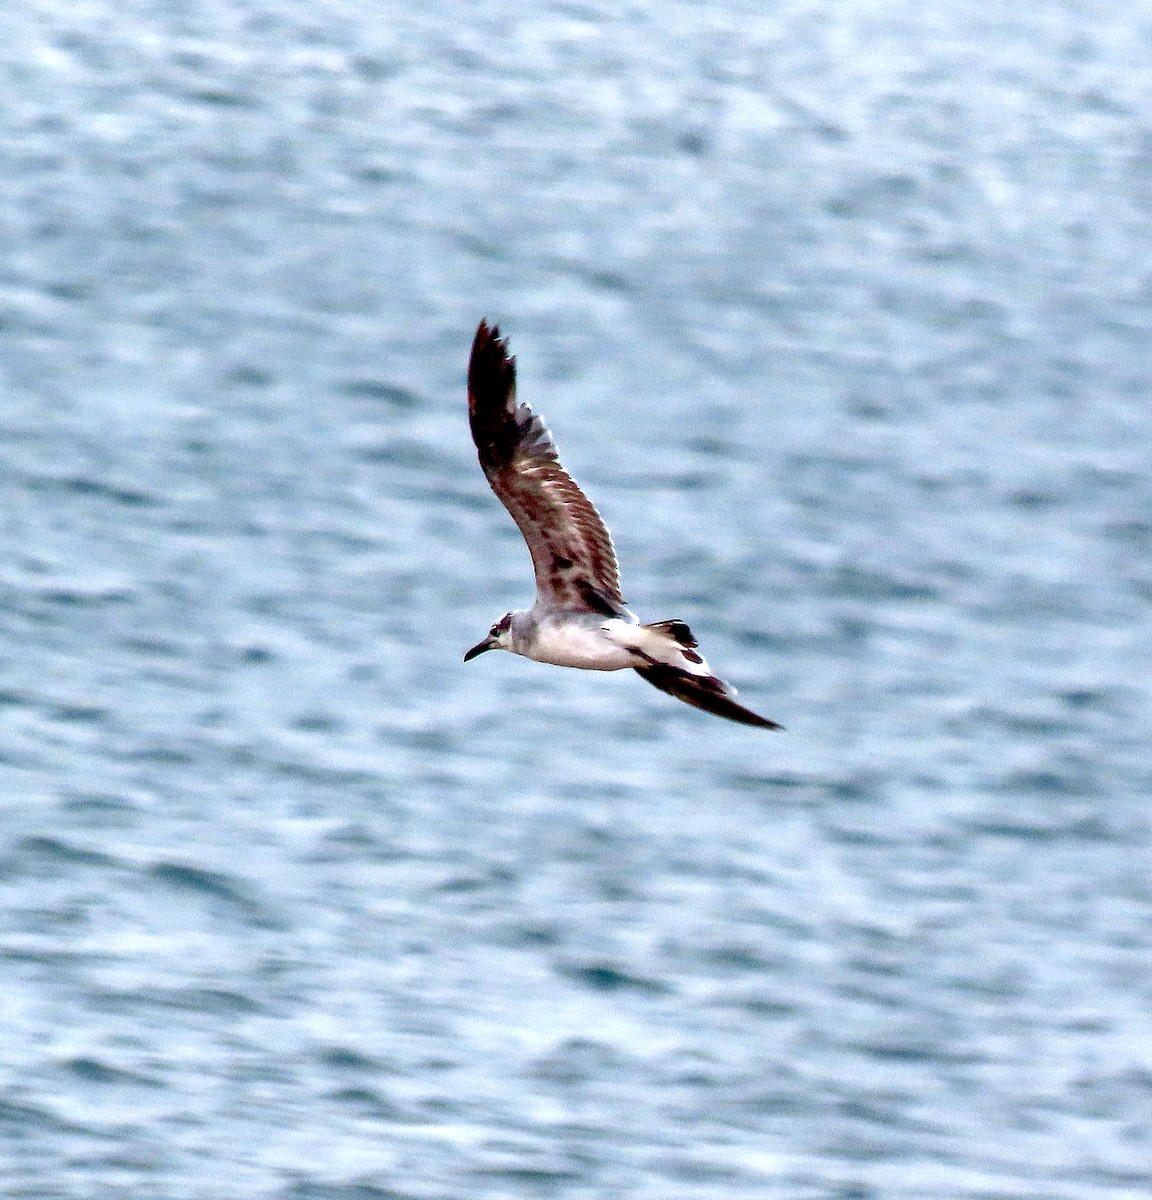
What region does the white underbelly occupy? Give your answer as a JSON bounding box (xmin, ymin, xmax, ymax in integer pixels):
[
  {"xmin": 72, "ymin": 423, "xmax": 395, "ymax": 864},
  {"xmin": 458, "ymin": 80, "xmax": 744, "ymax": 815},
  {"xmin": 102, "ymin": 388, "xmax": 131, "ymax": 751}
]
[{"xmin": 525, "ymin": 621, "xmax": 636, "ymax": 671}]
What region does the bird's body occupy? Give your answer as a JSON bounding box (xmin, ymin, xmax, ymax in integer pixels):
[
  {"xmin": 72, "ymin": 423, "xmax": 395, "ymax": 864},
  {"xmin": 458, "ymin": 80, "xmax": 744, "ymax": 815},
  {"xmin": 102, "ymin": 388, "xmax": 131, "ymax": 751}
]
[
  {"xmin": 464, "ymin": 320, "xmax": 781, "ymax": 730},
  {"xmin": 510, "ymin": 612, "xmax": 641, "ymax": 671},
  {"xmin": 503, "ymin": 610, "xmax": 713, "ymax": 675}
]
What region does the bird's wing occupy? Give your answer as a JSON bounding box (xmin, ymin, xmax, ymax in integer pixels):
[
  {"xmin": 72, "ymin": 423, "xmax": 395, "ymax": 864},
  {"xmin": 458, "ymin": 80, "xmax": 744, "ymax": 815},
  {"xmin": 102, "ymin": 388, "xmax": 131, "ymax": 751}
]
[
  {"xmin": 468, "ymin": 320, "xmax": 625, "ymax": 616},
  {"xmin": 633, "ymin": 664, "xmax": 783, "ymax": 729}
]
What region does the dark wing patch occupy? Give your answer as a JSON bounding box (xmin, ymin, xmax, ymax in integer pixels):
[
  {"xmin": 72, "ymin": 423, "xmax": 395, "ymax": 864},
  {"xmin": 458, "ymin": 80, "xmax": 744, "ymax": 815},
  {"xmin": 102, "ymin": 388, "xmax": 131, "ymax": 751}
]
[
  {"xmin": 634, "ymin": 665, "xmax": 783, "ymax": 729},
  {"xmin": 642, "ymin": 619, "xmax": 698, "ymax": 648},
  {"xmin": 641, "ymin": 619, "xmax": 702, "ymax": 663},
  {"xmin": 468, "ymin": 321, "xmax": 625, "ymax": 613}
]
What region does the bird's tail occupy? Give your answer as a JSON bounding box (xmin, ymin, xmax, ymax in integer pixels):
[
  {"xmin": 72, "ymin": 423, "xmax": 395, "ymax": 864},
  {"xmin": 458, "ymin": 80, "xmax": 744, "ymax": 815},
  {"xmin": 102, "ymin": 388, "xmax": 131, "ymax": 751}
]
[{"xmin": 633, "ymin": 663, "xmax": 783, "ymax": 729}]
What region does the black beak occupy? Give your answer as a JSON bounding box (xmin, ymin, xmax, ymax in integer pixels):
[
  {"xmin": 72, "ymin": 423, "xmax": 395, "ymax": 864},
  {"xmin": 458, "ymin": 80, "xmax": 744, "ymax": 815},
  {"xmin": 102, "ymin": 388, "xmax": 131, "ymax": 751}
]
[{"xmin": 464, "ymin": 636, "xmax": 496, "ymax": 662}]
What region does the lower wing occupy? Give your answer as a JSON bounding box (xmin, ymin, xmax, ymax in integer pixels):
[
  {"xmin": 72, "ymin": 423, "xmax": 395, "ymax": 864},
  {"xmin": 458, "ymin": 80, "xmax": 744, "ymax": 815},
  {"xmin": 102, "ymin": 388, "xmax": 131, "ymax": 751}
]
[{"xmin": 634, "ymin": 665, "xmax": 782, "ymax": 730}]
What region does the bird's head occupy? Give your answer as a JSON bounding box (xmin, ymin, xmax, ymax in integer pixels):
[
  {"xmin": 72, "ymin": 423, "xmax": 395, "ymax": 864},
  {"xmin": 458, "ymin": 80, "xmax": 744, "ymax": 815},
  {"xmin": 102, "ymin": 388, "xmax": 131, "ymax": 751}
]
[{"xmin": 464, "ymin": 612, "xmax": 513, "ymax": 661}]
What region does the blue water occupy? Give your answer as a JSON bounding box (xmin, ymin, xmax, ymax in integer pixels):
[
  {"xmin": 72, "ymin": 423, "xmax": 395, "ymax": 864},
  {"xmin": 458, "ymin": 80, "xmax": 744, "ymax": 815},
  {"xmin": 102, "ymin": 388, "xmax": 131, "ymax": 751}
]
[{"xmin": 2, "ymin": 1, "xmax": 1152, "ymax": 1196}]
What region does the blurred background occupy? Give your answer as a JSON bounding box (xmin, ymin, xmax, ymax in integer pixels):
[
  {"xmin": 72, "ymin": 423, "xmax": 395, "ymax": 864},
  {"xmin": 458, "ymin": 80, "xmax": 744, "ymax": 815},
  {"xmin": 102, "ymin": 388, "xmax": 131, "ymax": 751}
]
[{"xmin": 2, "ymin": 1, "xmax": 1151, "ymax": 1196}]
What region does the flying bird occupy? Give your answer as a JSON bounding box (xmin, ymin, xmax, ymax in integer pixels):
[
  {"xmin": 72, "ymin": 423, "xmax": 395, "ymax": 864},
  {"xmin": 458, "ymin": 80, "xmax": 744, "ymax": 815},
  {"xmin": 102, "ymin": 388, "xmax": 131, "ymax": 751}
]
[{"xmin": 464, "ymin": 320, "xmax": 781, "ymax": 730}]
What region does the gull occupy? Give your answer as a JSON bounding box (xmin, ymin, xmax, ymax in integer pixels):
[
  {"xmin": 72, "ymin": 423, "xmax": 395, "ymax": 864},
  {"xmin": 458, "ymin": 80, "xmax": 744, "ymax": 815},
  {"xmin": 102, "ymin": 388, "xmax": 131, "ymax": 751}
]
[{"xmin": 463, "ymin": 320, "xmax": 782, "ymax": 730}]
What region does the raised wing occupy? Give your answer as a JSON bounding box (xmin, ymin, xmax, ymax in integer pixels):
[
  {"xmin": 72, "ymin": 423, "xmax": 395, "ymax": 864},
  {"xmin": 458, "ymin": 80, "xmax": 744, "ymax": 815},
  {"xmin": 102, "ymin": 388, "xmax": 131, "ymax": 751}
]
[{"xmin": 467, "ymin": 320, "xmax": 625, "ymax": 615}]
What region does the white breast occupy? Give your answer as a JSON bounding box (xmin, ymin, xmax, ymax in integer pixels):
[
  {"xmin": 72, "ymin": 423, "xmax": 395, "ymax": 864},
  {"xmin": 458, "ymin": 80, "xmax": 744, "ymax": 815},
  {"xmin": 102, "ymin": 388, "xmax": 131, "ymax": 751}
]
[{"xmin": 523, "ymin": 619, "xmax": 637, "ymax": 671}]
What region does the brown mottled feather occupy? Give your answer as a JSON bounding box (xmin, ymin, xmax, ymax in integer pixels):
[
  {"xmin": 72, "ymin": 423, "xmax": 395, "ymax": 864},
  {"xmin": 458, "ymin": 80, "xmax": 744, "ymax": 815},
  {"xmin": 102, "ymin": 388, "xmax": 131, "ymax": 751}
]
[{"xmin": 468, "ymin": 321, "xmax": 625, "ymax": 613}]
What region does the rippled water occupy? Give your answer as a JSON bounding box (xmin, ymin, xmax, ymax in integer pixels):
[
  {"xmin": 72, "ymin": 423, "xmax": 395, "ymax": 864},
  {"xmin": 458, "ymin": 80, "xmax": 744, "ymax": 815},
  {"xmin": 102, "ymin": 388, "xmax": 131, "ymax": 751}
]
[{"xmin": 3, "ymin": 1, "xmax": 1152, "ymax": 1196}]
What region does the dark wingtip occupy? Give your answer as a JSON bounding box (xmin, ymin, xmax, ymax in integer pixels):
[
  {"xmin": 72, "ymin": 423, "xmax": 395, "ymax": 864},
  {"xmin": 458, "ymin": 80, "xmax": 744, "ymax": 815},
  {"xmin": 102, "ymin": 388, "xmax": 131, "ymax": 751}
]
[
  {"xmin": 468, "ymin": 319, "xmax": 518, "ymax": 469},
  {"xmin": 634, "ymin": 665, "xmax": 784, "ymax": 730},
  {"xmin": 469, "ymin": 319, "xmax": 514, "ymax": 399}
]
